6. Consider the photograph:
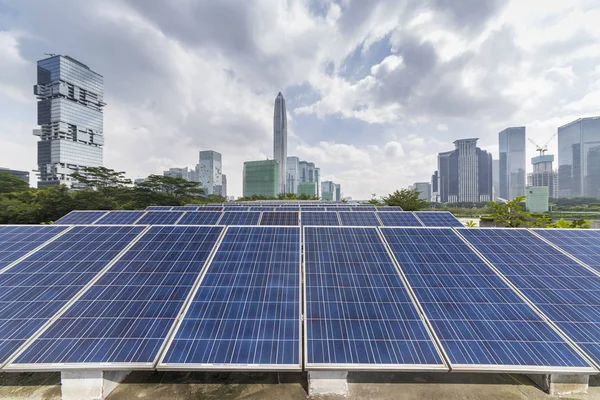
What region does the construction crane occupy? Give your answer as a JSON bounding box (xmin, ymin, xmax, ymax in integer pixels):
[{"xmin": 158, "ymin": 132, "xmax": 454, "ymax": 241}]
[{"xmin": 528, "ymin": 132, "xmax": 557, "ymax": 156}]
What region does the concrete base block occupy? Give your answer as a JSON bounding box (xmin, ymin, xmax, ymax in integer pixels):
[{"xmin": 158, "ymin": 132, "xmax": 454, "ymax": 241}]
[
  {"xmin": 527, "ymin": 373, "xmax": 589, "ymax": 395},
  {"xmin": 61, "ymin": 370, "xmax": 130, "ymax": 400},
  {"xmin": 308, "ymin": 371, "xmax": 348, "ymax": 397}
]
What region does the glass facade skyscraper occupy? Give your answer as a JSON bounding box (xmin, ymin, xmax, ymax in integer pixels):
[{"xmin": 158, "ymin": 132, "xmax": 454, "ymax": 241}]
[
  {"xmin": 273, "ymin": 92, "xmax": 287, "ymax": 194},
  {"xmin": 196, "ymin": 150, "xmax": 223, "ymax": 195},
  {"xmin": 243, "ymin": 160, "xmax": 279, "ymax": 198},
  {"xmin": 286, "ymin": 156, "xmax": 299, "ymax": 195},
  {"xmin": 558, "ymin": 117, "xmax": 600, "ymax": 198},
  {"xmin": 499, "ymin": 127, "xmax": 526, "ymax": 200},
  {"xmin": 34, "ymin": 55, "xmax": 104, "ymax": 187}
]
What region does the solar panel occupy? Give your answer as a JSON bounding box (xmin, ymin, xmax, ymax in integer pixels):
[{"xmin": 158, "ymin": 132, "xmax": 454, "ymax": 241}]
[
  {"xmin": 298, "ymin": 206, "xmax": 322, "ymax": 211},
  {"xmin": 414, "ymin": 212, "xmax": 462, "ymax": 227},
  {"xmin": 9, "ymin": 226, "xmax": 223, "ymax": 369},
  {"xmin": 533, "ymin": 229, "xmax": 600, "ymax": 274},
  {"xmin": 94, "ymin": 211, "xmax": 145, "ymax": 225},
  {"xmin": 325, "ymin": 207, "xmax": 351, "ymax": 211},
  {"xmin": 457, "ymin": 228, "xmax": 600, "ymax": 370},
  {"xmin": 278, "ymin": 207, "xmax": 300, "ymax": 211},
  {"xmin": 159, "ymin": 226, "xmax": 300, "ymax": 370},
  {"xmin": 249, "ymin": 207, "xmax": 274, "ymax": 211},
  {"xmin": 135, "ymin": 211, "xmax": 185, "ymax": 225},
  {"xmin": 350, "ymin": 205, "xmax": 376, "ymax": 211},
  {"xmin": 377, "ymin": 212, "xmax": 422, "ymax": 227},
  {"xmin": 146, "ymin": 206, "xmax": 173, "ymax": 211},
  {"xmin": 171, "ymin": 206, "xmax": 199, "ymax": 211},
  {"xmin": 0, "ymin": 226, "xmax": 69, "ymax": 271},
  {"xmin": 193, "ymin": 206, "xmax": 223, "ymax": 212},
  {"xmin": 54, "ymin": 211, "xmax": 107, "ymax": 225},
  {"xmin": 381, "ymin": 228, "xmax": 591, "ymax": 372},
  {"xmin": 301, "ymin": 212, "xmax": 340, "ymax": 226},
  {"xmin": 176, "ymin": 212, "xmax": 223, "ymax": 225},
  {"xmin": 218, "ymin": 212, "xmax": 261, "ymax": 226},
  {"xmin": 0, "ymin": 225, "xmax": 145, "ymax": 366},
  {"xmin": 378, "ymin": 206, "xmax": 404, "ymax": 211},
  {"xmin": 260, "ymin": 212, "xmax": 299, "ymax": 226},
  {"xmin": 338, "ymin": 211, "xmax": 381, "ymax": 226},
  {"xmin": 304, "ymin": 227, "xmax": 445, "ymax": 370}
]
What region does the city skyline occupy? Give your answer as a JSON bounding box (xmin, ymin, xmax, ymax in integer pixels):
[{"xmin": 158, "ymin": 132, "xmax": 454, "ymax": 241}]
[{"xmin": 1, "ymin": 1, "xmax": 599, "ymax": 198}]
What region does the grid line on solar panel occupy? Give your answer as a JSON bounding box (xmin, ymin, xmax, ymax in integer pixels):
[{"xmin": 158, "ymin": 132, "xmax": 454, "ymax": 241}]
[
  {"xmin": 377, "ymin": 212, "xmax": 422, "ymax": 227},
  {"xmin": 218, "ymin": 212, "xmax": 261, "ymax": 226},
  {"xmin": 380, "ymin": 227, "xmax": 591, "ymax": 372},
  {"xmin": 303, "ymin": 226, "xmax": 446, "ymax": 370},
  {"xmin": 0, "ymin": 225, "xmax": 147, "ymax": 367},
  {"xmin": 176, "ymin": 212, "xmax": 223, "ymax": 226},
  {"xmin": 146, "ymin": 206, "xmax": 173, "ymax": 211},
  {"xmin": 413, "ymin": 212, "xmax": 462, "ymax": 227},
  {"xmin": 8, "ymin": 226, "xmax": 224, "ymax": 370},
  {"xmin": 338, "ymin": 211, "xmax": 381, "ymax": 226},
  {"xmin": 171, "ymin": 206, "xmax": 200, "ymax": 211},
  {"xmin": 259, "ymin": 212, "xmax": 299, "ymax": 226},
  {"xmin": 93, "ymin": 211, "xmax": 146, "ymax": 225},
  {"xmin": 532, "ymin": 229, "xmax": 600, "ymax": 276},
  {"xmin": 192, "ymin": 206, "xmax": 224, "ymax": 212},
  {"xmin": 135, "ymin": 211, "xmax": 186, "ymax": 225},
  {"xmin": 456, "ymin": 228, "xmax": 600, "ymax": 371},
  {"xmin": 0, "ymin": 226, "xmax": 70, "ymax": 272},
  {"xmin": 158, "ymin": 226, "xmax": 301, "ymax": 370},
  {"xmin": 301, "ymin": 212, "xmax": 340, "ymax": 226},
  {"xmin": 54, "ymin": 211, "xmax": 108, "ymax": 225}
]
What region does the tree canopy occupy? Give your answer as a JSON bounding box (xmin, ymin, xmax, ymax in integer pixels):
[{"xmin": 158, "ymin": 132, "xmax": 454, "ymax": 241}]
[{"xmin": 382, "ymin": 189, "xmax": 429, "ymax": 211}]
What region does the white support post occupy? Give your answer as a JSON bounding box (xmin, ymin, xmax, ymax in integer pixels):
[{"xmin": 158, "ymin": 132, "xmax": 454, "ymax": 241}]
[
  {"xmin": 527, "ymin": 374, "xmax": 589, "ymax": 395},
  {"xmin": 307, "ymin": 371, "xmax": 348, "ymax": 397},
  {"xmin": 61, "ymin": 370, "xmax": 130, "ymax": 400}
]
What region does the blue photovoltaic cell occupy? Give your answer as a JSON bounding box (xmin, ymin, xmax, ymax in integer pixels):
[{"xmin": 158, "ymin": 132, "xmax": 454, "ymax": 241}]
[
  {"xmin": 458, "ymin": 228, "xmax": 600, "ymax": 369},
  {"xmin": 381, "ymin": 228, "xmax": 589, "ymax": 369},
  {"xmin": 326, "ymin": 207, "xmax": 351, "ymax": 211},
  {"xmin": 135, "ymin": 211, "xmax": 184, "ymax": 225},
  {"xmin": 94, "ymin": 211, "xmax": 145, "ymax": 225},
  {"xmin": 249, "ymin": 207, "xmax": 274, "ymax": 211},
  {"xmin": 351, "ymin": 205, "xmax": 377, "ymax": 211},
  {"xmin": 301, "ymin": 212, "xmax": 340, "ymax": 226},
  {"xmin": 377, "ymin": 212, "xmax": 422, "ymax": 227},
  {"xmin": 146, "ymin": 206, "xmax": 173, "ymax": 211},
  {"xmin": 414, "ymin": 212, "xmax": 462, "ymax": 227},
  {"xmin": 54, "ymin": 211, "xmax": 107, "ymax": 225},
  {"xmin": 176, "ymin": 212, "xmax": 223, "ymax": 225},
  {"xmin": 260, "ymin": 212, "xmax": 299, "ymax": 226},
  {"xmin": 378, "ymin": 206, "xmax": 404, "ymax": 211},
  {"xmin": 278, "ymin": 207, "xmax": 301, "ymax": 211},
  {"xmin": 304, "ymin": 227, "xmax": 444, "ymax": 368},
  {"xmin": 171, "ymin": 206, "xmax": 200, "ymax": 211},
  {"xmin": 193, "ymin": 206, "xmax": 224, "ymax": 212},
  {"xmin": 161, "ymin": 226, "xmax": 300, "ymax": 368},
  {"xmin": 0, "ymin": 226, "xmax": 144, "ymax": 365},
  {"xmin": 0, "ymin": 226, "xmax": 68, "ymax": 270},
  {"xmin": 534, "ymin": 229, "xmax": 600, "ymax": 274},
  {"xmin": 298, "ymin": 206, "xmax": 322, "ymax": 211},
  {"xmin": 338, "ymin": 211, "xmax": 381, "ymax": 226},
  {"xmin": 218, "ymin": 212, "xmax": 261, "ymax": 226},
  {"xmin": 12, "ymin": 226, "xmax": 223, "ymax": 366}
]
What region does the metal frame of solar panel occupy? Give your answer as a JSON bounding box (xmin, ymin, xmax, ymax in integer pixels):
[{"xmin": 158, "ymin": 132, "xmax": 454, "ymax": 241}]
[
  {"xmin": 93, "ymin": 211, "xmax": 146, "ymax": 225},
  {"xmin": 54, "ymin": 211, "xmax": 108, "ymax": 225},
  {"xmin": 303, "ymin": 226, "xmax": 447, "ymax": 371},
  {"xmin": 326, "ymin": 206, "xmax": 351, "ymax": 211},
  {"xmin": 135, "ymin": 211, "xmax": 185, "ymax": 225},
  {"xmin": 532, "ymin": 229, "xmax": 600, "ymax": 275},
  {"xmin": 249, "ymin": 207, "xmax": 275, "ymax": 212},
  {"xmin": 380, "ymin": 227, "xmax": 593, "ymax": 373},
  {"xmin": 378, "ymin": 206, "xmax": 404, "ymax": 211},
  {"xmin": 414, "ymin": 212, "xmax": 462, "ymax": 227},
  {"xmin": 456, "ymin": 228, "xmax": 600, "ymax": 371},
  {"xmin": 0, "ymin": 225, "xmax": 147, "ymax": 368},
  {"xmin": 259, "ymin": 212, "xmax": 299, "ymax": 226},
  {"xmin": 193, "ymin": 206, "xmax": 224, "ymax": 212},
  {"xmin": 377, "ymin": 212, "xmax": 422, "ymax": 227},
  {"xmin": 301, "ymin": 211, "xmax": 340, "ymax": 226},
  {"xmin": 176, "ymin": 211, "xmax": 223, "ymax": 225},
  {"xmin": 171, "ymin": 206, "xmax": 200, "ymax": 211},
  {"xmin": 158, "ymin": 226, "xmax": 301, "ymax": 371},
  {"xmin": 218, "ymin": 211, "xmax": 261, "ymax": 225},
  {"xmin": 146, "ymin": 206, "xmax": 173, "ymax": 211},
  {"xmin": 0, "ymin": 226, "xmax": 70, "ymax": 272},
  {"xmin": 6, "ymin": 225, "xmax": 224, "ymax": 371},
  {"xmin": 338, "ymin": 211, "xmax": 381, "ymax": 226}
]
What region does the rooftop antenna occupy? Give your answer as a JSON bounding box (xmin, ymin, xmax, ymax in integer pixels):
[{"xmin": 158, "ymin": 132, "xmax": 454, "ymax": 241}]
[{"xmin": 528, "ymin": 132, "xmax": 557, "ymax": 156}]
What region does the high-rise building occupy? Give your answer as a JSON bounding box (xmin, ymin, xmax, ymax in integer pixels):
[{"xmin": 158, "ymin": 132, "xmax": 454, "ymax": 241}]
[
  {"xmin": 297, "ymin": 160, "xmax": 321, "ymax": 196},
  {"xmin": 163, "ymin": 167, "xmax": 196, "ymax": 182},
  {"xmin": 413, "ymin": 182, "xmax": 431, "ymax": 201},
  {"xmin": 0, "ymin": 167, "xmax": 30, "ymax": 184},
  {"xmin": 273, "ymin": 92, "xmax": 287, "ymax": 194},
  {"xmin": 34, "ymin": 55, "xmax": 104, "ymax": 187},
  {"xmin": 221, "ymin": 174, "xmax": 227, "ymax": 198},
  {"xmin": 286, "ymin": 156, "xmax": 299, "ymax": 195},
  {"xmin": 492, "ymin": 159, "xmax": 499, "ymax": 200},
  {"xmin": 196, "ymin": 150, "xmax": 223, "ymax": 196},
  {"xmin": 335, "ymin": 184, "xmax": 341, "ymax": 201},
  {"xmin": 438, "ymin": 138, "xmax": 492, "ymax": 203},
  {"xmin": 243, "ymin": 160, "xmax": 279, "ymax": 198},
  {"xmin": 558, "ymin": 117, "xmax": 600, "ymax": 198},
  {"xmin": 529, "ymin": 155, "xmax": 557, "ymax": 198},
  {"xmin": 431, "ymin": 171, "xmax": 439, "ymax": 202},
  {"xmin": 322, "ymin": 181, "xmax": 341, "ymax": 201},
  {"xmin": 298, "ymin": 182, "xmax": 317, "ymax": 197},
  {"xmin": 499, "ymin": 127, "xmax": 526, "ymax": 200}
]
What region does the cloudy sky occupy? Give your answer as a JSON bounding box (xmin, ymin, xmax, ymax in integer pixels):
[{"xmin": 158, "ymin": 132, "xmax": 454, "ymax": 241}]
[{"xmin": 1, "ymin": 0, "xmax": 599, "ymax": 198}]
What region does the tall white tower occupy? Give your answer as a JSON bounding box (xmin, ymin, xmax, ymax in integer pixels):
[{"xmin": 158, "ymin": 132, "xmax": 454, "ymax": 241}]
[{"xmin": 273, "ymin": 92, "xmax": 287, "ymax": 194}]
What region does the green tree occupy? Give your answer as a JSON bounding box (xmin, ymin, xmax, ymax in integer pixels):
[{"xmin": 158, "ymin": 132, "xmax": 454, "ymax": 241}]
[
  {"xmin": 382, "ymin": 189, "xmax": 429, "ymax": 211},
  {"xmin": 36, "ymin": 186, "xmax": 76, "ymax": 223},
  {"xmin": 367, "ymin": 193, "xmax": 383, "ymax": 206},
  {"xmin": 488, "ymin": 196, "xmax": 530, "ymax": 227},
  {"xmin": 0, "ymin": 172, "xmax": 30, "ymax": 194},
  {"xmin": 71, "ymin": 166, "xmax": 132, "ymax": 194}
]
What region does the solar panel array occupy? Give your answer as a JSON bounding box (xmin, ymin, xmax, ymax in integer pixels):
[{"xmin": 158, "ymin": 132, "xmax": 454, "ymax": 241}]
[
  {"xmin": 534, "ymin": 229, "xmax": 600, "ymax": 274},
  {"xmin": 378, "ymin": 212, "xmax": 422, "ymax": 227},
  {"xmin": 301, "ymin": 212, "xmax": 340, "ymax": 226},
  {"xmin": 0, "ymin": 226, "xmax": 68, "ymax": 270},
  {"xmin": 414, "ymin": 212, "xmax": 462, "ymax": 227},
  {"xmin": 338, "ymin": 211, "xmax": 381, "ymax": 226},
  {"xmin": 54, "ymin": 211, "xmax": 107, "ymax": 225},
  {"xmin": 95, "ymin": 211, "xmax": 145, "ymax": 225},
  {"xmin": 260, "ymin": 212, "xmax": 299, "ymax": 226}
]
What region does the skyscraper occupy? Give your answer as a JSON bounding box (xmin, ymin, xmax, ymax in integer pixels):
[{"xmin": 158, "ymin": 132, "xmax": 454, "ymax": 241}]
[
  {"xmin": 558, "ymin": 117, "xmax": 600, "ymax": 198},
  {"xmin": 243, "ymin": 160, "xmax": 279, "ymax": 198},
  {"xmin": 499, "ymin": 127, "xmax": 526, "ymax": 200},
  {"xmin": 286, "ymin": 156, "xmax": 299, "ymax": 195},
  {"xmin": 530, "ymin": 155, "xmax": 557, "ymax": 198},
  {"xmin": 273, "ymin": 92, "xmax": 287, "ymax": 194},
  {"xmin": 34, "ymin": 55, "xmax": 104, "ymax": 187},
  {"xmin": 196, "ymin": 150, "xmax": 223, "ymax": 196},
  {"xmin": 413, "ymin": 182, "xmax": 431, "ymax": 201}
]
